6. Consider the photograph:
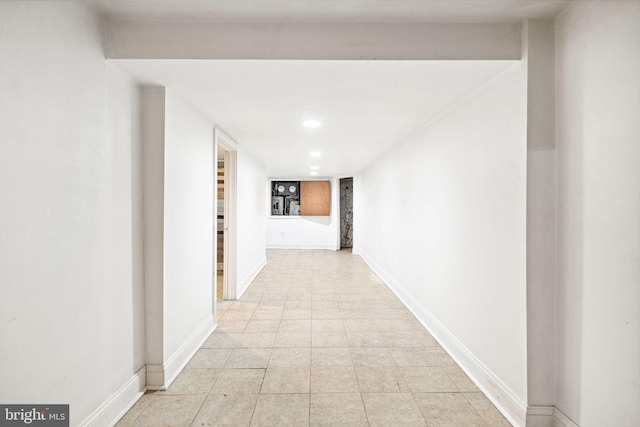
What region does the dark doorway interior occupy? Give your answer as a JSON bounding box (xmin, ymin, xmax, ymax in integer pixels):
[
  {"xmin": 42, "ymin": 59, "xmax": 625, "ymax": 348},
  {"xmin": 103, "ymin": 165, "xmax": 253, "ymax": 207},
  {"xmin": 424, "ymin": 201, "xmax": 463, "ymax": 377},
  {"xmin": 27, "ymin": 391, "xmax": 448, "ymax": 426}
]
[{"xmin": 340, "ymin": 177, "xmax": 354, "ymax": 248}]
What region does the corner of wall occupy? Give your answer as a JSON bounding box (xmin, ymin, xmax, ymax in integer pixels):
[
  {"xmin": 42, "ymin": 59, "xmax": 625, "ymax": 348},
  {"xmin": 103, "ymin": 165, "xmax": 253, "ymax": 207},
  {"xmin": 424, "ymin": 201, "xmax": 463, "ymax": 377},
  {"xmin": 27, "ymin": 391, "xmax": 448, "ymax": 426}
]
[
  {"xmin": 525, "ymin": 405, "xmax": 579, "ymax": 427},
  {"xmin": 79, "ymin": 367, "xmax": 146, "ymax": 427},
  {"xmin": 552, "ymin": 407, "xmax": 579, "ymax": 427},
  {"xmin": 147, "ymin": 315, "xmax": 215, "ymax": 391},
  {"xmin": 526, "ymin": 406, "xmax": 555, "ymax": 427},
  {"xmin": 84, "ymin": 312, "xmax": 215, "ymax": 425}
]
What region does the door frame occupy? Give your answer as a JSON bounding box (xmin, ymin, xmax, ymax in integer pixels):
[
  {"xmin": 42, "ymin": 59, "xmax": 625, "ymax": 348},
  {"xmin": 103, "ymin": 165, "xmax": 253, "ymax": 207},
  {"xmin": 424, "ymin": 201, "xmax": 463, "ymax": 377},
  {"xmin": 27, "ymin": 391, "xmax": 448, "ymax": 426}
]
[{"xmin": 214, "ymin": 128, "xmax": 238, "ymax": 301}]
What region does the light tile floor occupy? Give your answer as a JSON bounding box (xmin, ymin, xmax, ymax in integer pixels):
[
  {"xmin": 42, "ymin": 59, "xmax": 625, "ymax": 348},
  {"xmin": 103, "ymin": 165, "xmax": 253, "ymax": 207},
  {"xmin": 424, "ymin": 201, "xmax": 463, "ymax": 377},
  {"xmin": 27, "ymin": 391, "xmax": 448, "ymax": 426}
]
[{"xmin": 117, "ymin": 249, "xmax": 512, "ymax": 427}]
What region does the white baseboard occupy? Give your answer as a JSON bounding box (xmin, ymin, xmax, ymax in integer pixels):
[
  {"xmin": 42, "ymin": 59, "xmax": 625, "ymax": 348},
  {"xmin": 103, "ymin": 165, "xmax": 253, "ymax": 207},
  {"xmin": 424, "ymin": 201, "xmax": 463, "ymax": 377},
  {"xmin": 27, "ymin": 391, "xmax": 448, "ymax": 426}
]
[
  {"xmin": 526, "ymin": 406, "xmax": 579, "ymax": 427},
  {"xmin": 356, "ymin": 249, "xmax": 527, "ymax": 427},
  {"xmin": 266, "ymin": 243, "xmax": 339, "ymax": 250},
  {"xmin": 553, "ymin": 408, "xmax": 579, "ymax": 427},
  {"xmin": 80, "ymin": 367, "xmax": 146, "ymax": 427},
  {"xmin": 237, "ymin": 256, "xmax": 267, "ymax": 299},
  {"xmin": 527, "ymin": 406, "xmax": 555, "ymax": 427},
  {"xmin": 147, "ymin": 314, "xmax": 215, "ymax": 390},
  {"xmin": 145, "ymin": 364, "xmax": 165, "ymax": 390}
]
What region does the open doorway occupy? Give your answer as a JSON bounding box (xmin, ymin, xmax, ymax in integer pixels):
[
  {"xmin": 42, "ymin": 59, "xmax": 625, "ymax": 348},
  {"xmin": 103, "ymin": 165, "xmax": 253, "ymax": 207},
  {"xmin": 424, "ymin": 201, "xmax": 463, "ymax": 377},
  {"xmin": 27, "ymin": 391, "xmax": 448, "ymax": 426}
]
[
  {"xmin": 214, "ymin": 129, "xmax": 238, "ymax": 306},
  {"xmin": 216, "ymin": 145, "xmax": 225, "ymax": 300},
  {"xmin": 340, "ymin": 177, "xmax": 353, "ymax": 249}
]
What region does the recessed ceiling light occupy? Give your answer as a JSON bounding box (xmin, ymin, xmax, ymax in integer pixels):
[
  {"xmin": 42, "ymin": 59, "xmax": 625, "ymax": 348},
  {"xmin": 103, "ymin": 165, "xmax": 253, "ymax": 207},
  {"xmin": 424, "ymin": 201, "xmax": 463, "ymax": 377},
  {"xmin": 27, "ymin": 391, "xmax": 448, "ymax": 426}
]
[
  {"xmin": 310, "ymin": 171, "xmax": 319, "ymax": 176},
  {"xmin": 310, "ymin": 166, "xmax": 320, "ymax": 170},
  {"xmin": 302, "ymin": 119, "xmax": 321, "ymax": 128},
  {"xmin": 310, "ymin": 151, "xmax": 322, "ymax": 157}
]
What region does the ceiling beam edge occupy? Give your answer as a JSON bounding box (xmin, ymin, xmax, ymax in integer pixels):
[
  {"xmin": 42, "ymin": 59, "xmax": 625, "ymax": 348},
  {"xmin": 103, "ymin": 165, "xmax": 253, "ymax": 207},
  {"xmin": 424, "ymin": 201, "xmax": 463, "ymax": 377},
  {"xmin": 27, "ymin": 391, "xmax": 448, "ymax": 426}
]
[{"xmin": 106, "ymin": 21, "xmax": 521, "ymax": 60}]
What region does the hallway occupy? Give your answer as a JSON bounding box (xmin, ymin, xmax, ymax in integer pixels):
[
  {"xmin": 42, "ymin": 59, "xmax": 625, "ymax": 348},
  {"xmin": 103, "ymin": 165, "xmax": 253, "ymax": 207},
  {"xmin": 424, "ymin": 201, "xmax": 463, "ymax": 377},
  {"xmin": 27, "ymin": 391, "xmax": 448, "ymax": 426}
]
[{"xmin": 117, "ymin": 249, "xmax": 511, "ymax": 426}]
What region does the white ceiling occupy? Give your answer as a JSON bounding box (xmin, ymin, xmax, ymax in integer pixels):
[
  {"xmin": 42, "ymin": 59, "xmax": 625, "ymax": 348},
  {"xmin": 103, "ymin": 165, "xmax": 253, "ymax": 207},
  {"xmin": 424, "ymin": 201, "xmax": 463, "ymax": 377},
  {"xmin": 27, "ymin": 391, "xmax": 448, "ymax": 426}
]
[
  {"xmin": 112, "ymin": 60, "xmax": 516, "ymax": 177},
  {"xmin": 103, "ymin": 0, "xmax": 571, "ymax": 178},
  {"xmin": 90, "ymin": 0, "xmax": 572, "ymax": 23}
]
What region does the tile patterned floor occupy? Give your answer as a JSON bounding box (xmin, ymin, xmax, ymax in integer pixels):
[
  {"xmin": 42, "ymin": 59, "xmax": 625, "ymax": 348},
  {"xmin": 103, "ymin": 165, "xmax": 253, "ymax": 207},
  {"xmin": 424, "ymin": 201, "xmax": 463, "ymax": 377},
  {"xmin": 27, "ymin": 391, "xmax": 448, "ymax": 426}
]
[{"xmin": 117, "ymin": 249, "xmax": 512, "ymax": 427}]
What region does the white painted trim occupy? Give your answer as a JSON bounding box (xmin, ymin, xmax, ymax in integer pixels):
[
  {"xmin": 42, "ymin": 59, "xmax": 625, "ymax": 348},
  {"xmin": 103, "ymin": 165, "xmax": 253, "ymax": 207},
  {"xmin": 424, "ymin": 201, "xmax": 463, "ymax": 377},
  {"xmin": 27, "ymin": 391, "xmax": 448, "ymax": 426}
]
[
  {"xmin": 268, "ymin": 215, "xmax": 306, "ymax": 220},
  {"xmin": 525, "ymin": 406, "xmax": 579, "ymax": 427},
  {"xmin": 147, "ymin": 315, "xmax": 215, "ymax": 390},
  {"xmin": 527, "ymin": 405, "xmax": 555, "ymax": 427},
  {"xmin": 236, "ymin": 256, "xmax": 267, "ymax": 299},
  {"xmin": 266, "ymin": 244, "xmax": 339, "ymax": 250},
  {"xmin": 553, "ymin": 408, "xmax": 579, "ymax": 427},
  {"xmin": 214, "ymin": 127, "xmax": 240, "ymax": 151},
  {"xmin": 163, "ymin": 314, "xmax": 215, "ymax": 387},
  {"xmin": 145, "ymin": 364, "xmax": 165, "ymax": 389},
  {"xmin": 528, "ymin": 405, "xmax": 555, "ymax": 416},
  {"xmin": 356, "ymin": 248, "xmax": 527, "ymax": 427},
  {"xmin": 80, "ymin": 367, "xmax": 146, "ymax": 427}
]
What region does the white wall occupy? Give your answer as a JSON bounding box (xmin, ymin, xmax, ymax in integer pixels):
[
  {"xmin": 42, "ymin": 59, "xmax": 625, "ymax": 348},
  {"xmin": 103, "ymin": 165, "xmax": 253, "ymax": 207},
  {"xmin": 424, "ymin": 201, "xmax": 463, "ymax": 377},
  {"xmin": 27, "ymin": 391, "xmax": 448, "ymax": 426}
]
[
  {"xmin": 522, "ymin": 19, "xmax": 557, "ymax": 414},
  {"xmin": 354, "ymin": 63, "xmax": 528, "ymax": 423},
  {"xmin": 0, "ymin": 2, "xmax": 145, "ymax": 425},
  {"xmin": 555, "ymin": 2, "xmax": 640, "ymax": 426},
  {"xmin": 163, "ymin": 92, "xmax": 215, "ymax": 361},
  {"xmin": 236, "ymin": 150, "xmax": 268, "ymax": 296},
  {"xmin": 266, "ymin": 178, "xmax": 340, "ymax": 250}
]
